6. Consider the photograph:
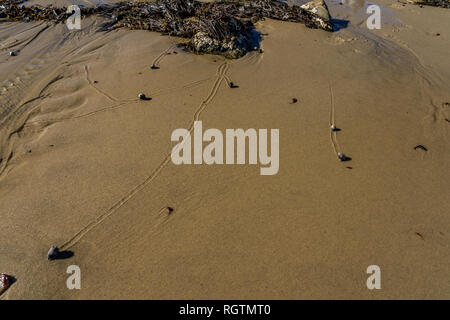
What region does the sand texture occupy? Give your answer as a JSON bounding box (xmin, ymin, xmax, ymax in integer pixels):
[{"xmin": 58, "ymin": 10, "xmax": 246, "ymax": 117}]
[{"xmin": 0, "ymin": 0, "xmax": 449, "ymax": 299}]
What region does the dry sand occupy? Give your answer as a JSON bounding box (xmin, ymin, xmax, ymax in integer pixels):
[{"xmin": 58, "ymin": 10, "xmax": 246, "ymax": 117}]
[{"xmin": 0, "ymin": 0, "xmax": 449, "ymax": 299}]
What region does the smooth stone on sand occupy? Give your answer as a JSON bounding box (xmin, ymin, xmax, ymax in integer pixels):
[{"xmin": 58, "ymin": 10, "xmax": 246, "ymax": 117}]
[
  {"xmin": 47, "ymin": 245, "xmax": 60, "ymax": 260},
  {"xmin": 0, "ymin": 273, "xmax": 12, "ymax": 295},
  {"xmin": 301, "ymin": 0, "xmax": 334, "ymax": 31}
]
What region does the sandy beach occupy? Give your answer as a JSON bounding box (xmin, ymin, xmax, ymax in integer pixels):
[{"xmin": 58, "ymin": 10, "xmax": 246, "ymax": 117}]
[{"xmin": 0, "ymin": 0, "xmax": 449, "ymax": 299}]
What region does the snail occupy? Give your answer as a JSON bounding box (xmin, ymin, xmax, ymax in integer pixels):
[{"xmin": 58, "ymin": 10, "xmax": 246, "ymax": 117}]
[
  {"xmin": 338, "ymin": 152, "xmax": 350, "ymax": 162},
  {"xmin": 138, "ymin": 93, "xmax": 151, "ymax": 101},
  {"xmin": 0, "ymin": 274, "xmax": 13, "ymax": 295},
  {"xmin": 47, "ymin": 245, "xmax": 60, "ymax": 260}
]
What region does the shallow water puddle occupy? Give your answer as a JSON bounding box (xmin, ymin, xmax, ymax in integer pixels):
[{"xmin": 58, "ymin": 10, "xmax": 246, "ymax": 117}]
[{"xmin": 327, "ymin": 0, "xmax": 401, "ymax": 29}]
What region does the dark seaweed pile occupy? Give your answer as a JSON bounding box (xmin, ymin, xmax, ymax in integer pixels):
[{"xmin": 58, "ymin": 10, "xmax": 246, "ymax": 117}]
[
  {"xmin": 0, "ymin": 0, "xmax": 332, "ymax": 57},
  {"xmin": 416, "ymin": 0, "xmax": 450, "ymax": 8}
]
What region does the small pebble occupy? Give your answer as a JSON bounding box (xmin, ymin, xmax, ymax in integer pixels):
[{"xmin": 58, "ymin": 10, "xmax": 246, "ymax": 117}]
[{"xmin": 47, "ymin": 245, "xmax": 60, "ymax": 260}]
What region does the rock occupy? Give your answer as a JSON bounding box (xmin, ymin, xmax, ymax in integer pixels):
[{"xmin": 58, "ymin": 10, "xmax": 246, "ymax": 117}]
[
  {"xmin": 47, "ymin": 245, "xmax": 60, "ymax": 260},
  {"xmin": 301, "ymin": 0, "xmax": 334, "ymax": 31},
  {"xmin": 0, "ymin": 274, "xmax": 12, "ymax": 295},
  {"xmin": 190, "ymin": 32, "xmax": 222, "ymax": 55},
  {"xmin": 189, "ymin": 31, "xmax": 252, "ymax": 59},
  {"xmin": 188, "ymin": 16, "xmax": 255, "ymax": 59}
]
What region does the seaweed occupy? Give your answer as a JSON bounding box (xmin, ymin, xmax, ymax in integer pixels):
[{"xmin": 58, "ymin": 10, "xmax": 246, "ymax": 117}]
[
  {"xmin": 0, "ymin": 0, "xmax": 334, "ymax": 58},
  {"xmin": 412, "ymin": 0, "xmax": 450, "ymax": 8}
]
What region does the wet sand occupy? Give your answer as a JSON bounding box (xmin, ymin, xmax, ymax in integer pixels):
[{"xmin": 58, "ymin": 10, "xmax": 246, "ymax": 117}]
[{"xmin": 0, "ymin": 0, "xmax": 449, "ymax": 299}]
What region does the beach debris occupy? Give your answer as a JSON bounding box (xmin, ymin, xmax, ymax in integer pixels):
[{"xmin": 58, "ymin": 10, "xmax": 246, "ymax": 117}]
[
  {"xmin": 338, "ymin": 152, "xmax": 350, "ymax": 162},
  {"xmin": 444, "ymin": 102, "xmax": 450, "ymax": 106},
  {"xmin": 331, "ymin": 124, "xmax": 340, "ymax": 131},
  {"xmin": 292, "ymin": 98, "xmax": 298, "ymax": 104},
  {"xmin": 0, "ymin": 273, "xmax": 13, "ymax": 295},
  {"xmin": 47, "ymin": 245, "xmax": 60, "ymax": 260},
  {"xmin": 9, "ymin": 51, "xmax": 18, "ymax": 57},
  {"xmin": 0, "ymin": 0, "xmax": 334, "ymax": 59},
  {"xmin": 150, "ymin": 64, "xmax": 159, "ymax": 70},
  {"xmin": 414, "ymin": 145, "xmax": 428, "ymax": 151},
  {"xmin": 346, "ymin": 166, "xmax": 353, "ymax": 169},
  {"xmin": 167, "ymin": 207, "xmax": 174, "ymax": 214}
]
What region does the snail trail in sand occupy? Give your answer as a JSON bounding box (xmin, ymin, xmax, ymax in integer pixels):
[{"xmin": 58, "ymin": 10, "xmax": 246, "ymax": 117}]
[{"xmin": 0, "ymin": 0, "xmax": 333, "ymax": 58}]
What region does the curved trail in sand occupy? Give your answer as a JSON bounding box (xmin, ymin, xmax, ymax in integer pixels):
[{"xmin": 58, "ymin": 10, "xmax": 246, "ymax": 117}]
[{"xmin": 60, "ymin": 61, "xmax": 231, "ymax": 250}]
